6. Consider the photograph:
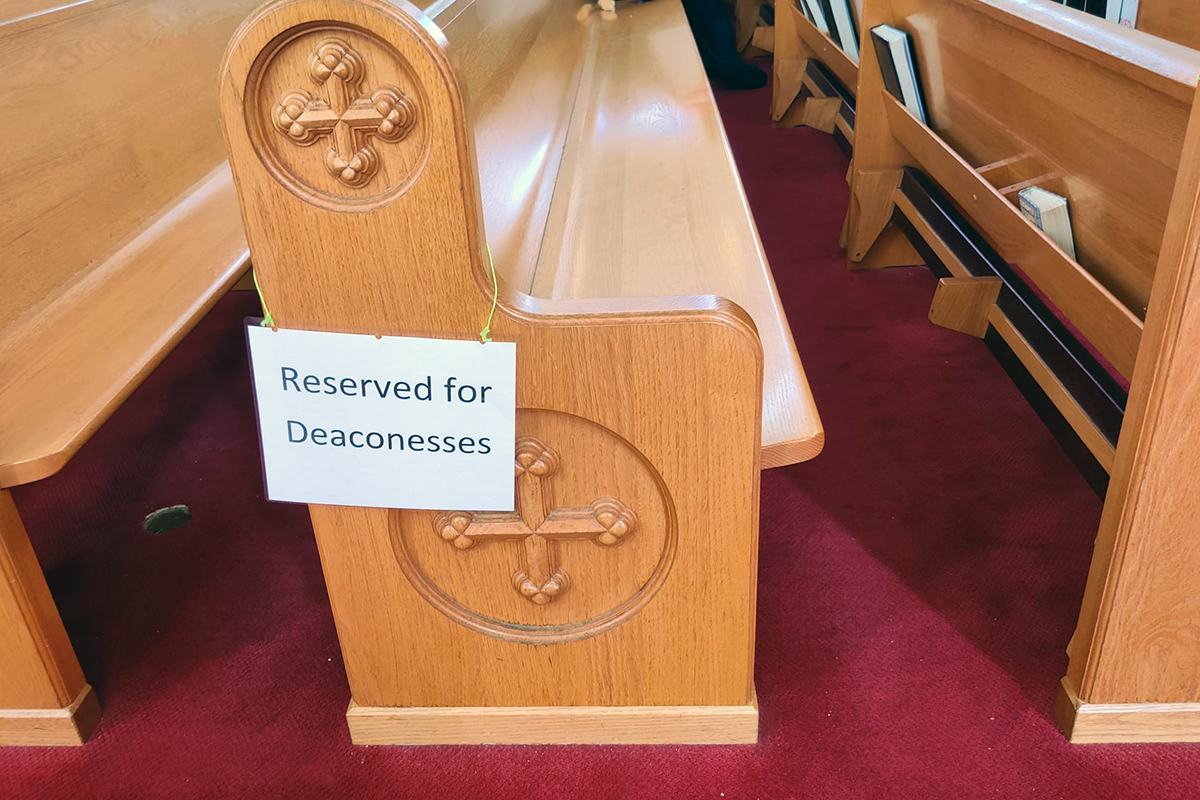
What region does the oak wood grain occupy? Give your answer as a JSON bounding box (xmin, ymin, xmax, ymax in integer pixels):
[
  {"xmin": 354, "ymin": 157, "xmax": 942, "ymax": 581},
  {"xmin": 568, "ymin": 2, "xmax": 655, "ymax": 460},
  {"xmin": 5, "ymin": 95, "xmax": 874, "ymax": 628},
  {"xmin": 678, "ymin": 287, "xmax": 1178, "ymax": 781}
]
[
  {"xmin": 0, "ymin": 684, "xmax": 100, "ymax": 747},
  {"xmin": 850, "ymin": 0, "xmax": 1200, "ymax": 740},
  {"xmin": 882, "ymin": 94, "xmax": 1144, "ymax": 379},
  {"xmin": 347, "ymin": 688, "xmax": 758, "ymax": 744},
  {"xmin": 220, "ymin": 0, "xmax": 793, "ymax": 739},
  {"xmin": 525, "ymin": 0, "xmax": 823, "ymax": 466},
  {"xmin": 927, "ymin": 276, "xmax": 1000, "ymax": 338},
  {"xmin": 1066, "ymin": 80, "xmax": 1200, "ymax": 710},
  {"xmin": 1135, "ymin": 0, "xmax": 1200, "ymax": 53},
  {"xmin": 0, "ymin": 0, "xmax": 256, "ymax": 746},
  {"xmin": 0, "ymin": 490, "xmax": 85, "ymax": 713},
  {"xmin": 1057, "ymin": 677, "xmax": 1200, "ymax": 743}
]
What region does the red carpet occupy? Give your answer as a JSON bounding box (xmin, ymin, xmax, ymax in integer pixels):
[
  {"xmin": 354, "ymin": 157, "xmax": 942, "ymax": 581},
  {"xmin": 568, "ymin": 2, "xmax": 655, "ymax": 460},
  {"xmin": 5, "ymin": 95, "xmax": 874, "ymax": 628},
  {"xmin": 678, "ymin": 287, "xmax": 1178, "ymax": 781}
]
[{"xmin": 4, "ymin": 76, "xmax": 1200, "ymax": 799}]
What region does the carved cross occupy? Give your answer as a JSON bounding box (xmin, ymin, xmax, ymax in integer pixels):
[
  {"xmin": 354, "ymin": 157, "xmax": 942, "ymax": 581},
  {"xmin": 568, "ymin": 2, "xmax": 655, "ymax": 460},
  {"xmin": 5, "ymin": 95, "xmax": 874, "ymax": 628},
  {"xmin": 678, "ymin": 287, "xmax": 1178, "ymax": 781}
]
[
  {"xmin": 271, "ymin": 38, "xmax": 416, "ymax": 187},
  {"xmin": 434, "ymin": 437, "xmax": 638, "ymax": 605}
]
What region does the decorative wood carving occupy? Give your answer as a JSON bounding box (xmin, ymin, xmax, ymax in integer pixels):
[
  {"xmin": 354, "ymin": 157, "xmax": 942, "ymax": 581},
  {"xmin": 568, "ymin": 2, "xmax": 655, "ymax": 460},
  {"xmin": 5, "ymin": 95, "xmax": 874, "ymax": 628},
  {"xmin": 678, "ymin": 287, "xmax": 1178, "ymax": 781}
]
[
  {"xmin": 434, "ymin": 437, "xmax": 638, "ymax": 605},
  {"xmin": 271, "ymin": 38, "xmax": 417, "ymax": 188}
]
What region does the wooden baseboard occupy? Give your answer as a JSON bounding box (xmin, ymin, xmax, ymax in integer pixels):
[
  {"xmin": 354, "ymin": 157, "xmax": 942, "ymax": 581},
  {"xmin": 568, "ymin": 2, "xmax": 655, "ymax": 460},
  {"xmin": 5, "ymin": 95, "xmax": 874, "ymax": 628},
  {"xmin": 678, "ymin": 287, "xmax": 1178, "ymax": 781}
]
[
  {"xmin": 1057, "ymin": 677, "xmax": 1200, "ymax": 743},
  {"xmin": 0, "ymin": 684, "xmax": 101, "ymax": 746},
  {"xmin": 347, "ymin": 688, "xmax": 759, "ymax": 745}
]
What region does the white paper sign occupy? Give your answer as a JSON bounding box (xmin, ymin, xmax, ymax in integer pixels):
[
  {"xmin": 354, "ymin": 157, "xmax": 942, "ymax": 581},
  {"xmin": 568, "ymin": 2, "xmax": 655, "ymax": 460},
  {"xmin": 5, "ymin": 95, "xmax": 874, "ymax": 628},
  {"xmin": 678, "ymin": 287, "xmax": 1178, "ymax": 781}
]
[{"xmin": 246, "ymin": 324, "xmax": 516, "ymax": 511}]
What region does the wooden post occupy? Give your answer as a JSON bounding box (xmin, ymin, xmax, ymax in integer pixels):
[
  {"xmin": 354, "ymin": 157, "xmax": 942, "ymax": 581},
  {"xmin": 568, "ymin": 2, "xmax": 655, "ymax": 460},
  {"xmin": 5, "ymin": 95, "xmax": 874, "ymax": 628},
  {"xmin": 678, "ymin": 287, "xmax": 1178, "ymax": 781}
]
[
  {"xmin": 1059, "ymin": 82, "xmax": 1200, "ymax": 744},
  {"xmin": 771, "ymin": 0, "xmax": 814, "ymax": 122},
  {"xmin": 0, "ymin": 490, "xmax": 99, "ymax": 745},
  {"xmin": 843, "ymin": 0, "xmax": 921, "ymax": 270}
]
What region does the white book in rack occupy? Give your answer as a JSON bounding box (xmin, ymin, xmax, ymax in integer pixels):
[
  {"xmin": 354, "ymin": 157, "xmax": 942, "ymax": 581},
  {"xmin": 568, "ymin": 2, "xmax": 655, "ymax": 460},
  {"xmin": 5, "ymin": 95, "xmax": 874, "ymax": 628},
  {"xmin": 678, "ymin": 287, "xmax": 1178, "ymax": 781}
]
[
  {"xmin": 1019, "ymin": 186, "xmax": 1077, "ymax": 260},
  {"xmin": 827, "ymin": 0, "xmax": 859, "ymax": 61}
]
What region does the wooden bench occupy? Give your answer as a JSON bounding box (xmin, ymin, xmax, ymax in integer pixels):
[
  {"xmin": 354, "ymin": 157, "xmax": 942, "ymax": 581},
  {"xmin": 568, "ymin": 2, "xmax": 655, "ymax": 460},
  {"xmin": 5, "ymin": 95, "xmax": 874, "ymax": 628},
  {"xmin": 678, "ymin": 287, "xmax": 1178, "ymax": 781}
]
[
  {"xmin": 847, "ymin": 0, "xmax": 1200, "ymax": 742},
  {"xmin": 220, "ymin": 0, "xmax": 821, "ymax": 744},
  {"xmin": 773, "ymin": 0, "xmax": 860, "ymax": 151},
  {"xmin": 1131, "ymin": 0, "xmax": 1200, "ymax": 50},
  {"xmin": 0, "ymin": 0, "xmax": 257, "ymax": 745}
]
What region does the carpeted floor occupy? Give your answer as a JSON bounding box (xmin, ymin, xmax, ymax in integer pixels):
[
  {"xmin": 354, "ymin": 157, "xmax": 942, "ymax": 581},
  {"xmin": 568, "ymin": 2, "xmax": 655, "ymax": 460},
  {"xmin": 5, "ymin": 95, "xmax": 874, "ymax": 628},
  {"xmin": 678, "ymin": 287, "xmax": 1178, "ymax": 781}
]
[{"xmin": 4, "ymin": 73, "xmax": 1199, "ymax": 800}]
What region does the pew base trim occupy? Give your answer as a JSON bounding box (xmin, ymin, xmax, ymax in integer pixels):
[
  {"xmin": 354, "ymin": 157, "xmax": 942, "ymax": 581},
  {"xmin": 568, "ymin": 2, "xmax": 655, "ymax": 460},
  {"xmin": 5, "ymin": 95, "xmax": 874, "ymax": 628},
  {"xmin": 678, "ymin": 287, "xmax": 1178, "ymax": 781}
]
[
  {"xmin": 346, "ymin": 689, "xmax": 759, "ymax": 745},
  {"xmin": 0, "ymin": 684, "xmax": 100, "ymax": 747},
  {"xmin": 1056, "ymin": 678, "xmax": 1200, "ymax": 743}
]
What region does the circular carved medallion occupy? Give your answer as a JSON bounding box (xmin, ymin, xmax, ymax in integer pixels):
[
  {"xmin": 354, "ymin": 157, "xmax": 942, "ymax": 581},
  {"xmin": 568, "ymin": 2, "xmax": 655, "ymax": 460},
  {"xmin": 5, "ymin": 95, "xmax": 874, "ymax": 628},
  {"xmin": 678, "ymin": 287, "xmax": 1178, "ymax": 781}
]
[
  {"xmin": 390, "ymin": 409, "xmax": 678, "ymax": 644},
  {"xmin": 245, "ymin": 25, "xmax": 431, "ymax": 211}
]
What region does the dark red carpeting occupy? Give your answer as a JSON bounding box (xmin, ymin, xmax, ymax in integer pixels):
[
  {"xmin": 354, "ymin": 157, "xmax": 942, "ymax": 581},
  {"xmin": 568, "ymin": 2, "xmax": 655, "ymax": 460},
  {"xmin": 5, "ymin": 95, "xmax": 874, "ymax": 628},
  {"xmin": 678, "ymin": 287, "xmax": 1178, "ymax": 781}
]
[{"xmin": 4, "ymin": 75, "xmax": 1200, "ymax": 799}]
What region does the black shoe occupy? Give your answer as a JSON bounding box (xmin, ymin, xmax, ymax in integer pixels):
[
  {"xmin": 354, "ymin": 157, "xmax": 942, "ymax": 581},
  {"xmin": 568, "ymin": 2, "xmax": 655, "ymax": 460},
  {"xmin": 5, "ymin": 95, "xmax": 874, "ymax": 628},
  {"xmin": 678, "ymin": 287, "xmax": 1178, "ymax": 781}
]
[{"xmin": 714, "ymin": 58, "xmax": 767, "ymax": 91}]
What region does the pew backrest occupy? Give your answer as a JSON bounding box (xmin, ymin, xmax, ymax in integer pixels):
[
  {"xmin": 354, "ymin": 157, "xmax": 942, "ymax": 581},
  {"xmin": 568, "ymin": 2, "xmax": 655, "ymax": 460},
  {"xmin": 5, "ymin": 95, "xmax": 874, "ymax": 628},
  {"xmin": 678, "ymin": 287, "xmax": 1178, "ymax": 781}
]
[
  {"xmin": 0, "ymin": 0, "xmax": 257, "ymax": 486},
  {"xmin": 854, "ymin": 0, "xmax": 1200, "ymax": 379},
  {"xmin": 428, "ymin": 0, "xmax": 823, "ymax": 464}
]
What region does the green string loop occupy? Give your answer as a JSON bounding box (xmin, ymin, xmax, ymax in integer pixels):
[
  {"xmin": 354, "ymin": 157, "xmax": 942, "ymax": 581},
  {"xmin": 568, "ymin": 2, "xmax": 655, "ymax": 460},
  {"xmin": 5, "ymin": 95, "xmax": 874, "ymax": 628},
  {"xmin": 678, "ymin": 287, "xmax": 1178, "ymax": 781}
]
[
  {"xmin": 253, "ymin": 253, "xmax": 496, "ymax": 341},
  {"xmin": 479, "ymin": 244, "xmax": 498, "ymax": 344},
  {"xmin": 252, "ymin": 269, "xmax": 275, "ymax": 329}
]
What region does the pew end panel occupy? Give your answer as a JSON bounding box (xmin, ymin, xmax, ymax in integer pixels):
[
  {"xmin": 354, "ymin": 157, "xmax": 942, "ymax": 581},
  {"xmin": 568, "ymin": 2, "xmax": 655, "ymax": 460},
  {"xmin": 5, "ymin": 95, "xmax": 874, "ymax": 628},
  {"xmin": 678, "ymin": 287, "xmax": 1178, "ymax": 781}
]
[
  {"xmin": 0, "ymin": 0, "xmax": 257, "ymax": 745},
  {"xmin": 220, "ymin": 0, "xmax": 798, "ymax": 743},
  {"xmin": 849, "ymin": 0, "xmax": 1200, "ymax": 741}
]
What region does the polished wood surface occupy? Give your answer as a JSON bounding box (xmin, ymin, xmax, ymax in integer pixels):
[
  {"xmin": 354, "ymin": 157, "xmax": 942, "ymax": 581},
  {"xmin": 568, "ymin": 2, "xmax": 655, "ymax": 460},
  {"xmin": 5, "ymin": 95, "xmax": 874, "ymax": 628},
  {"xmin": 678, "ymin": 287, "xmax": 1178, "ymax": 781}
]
[
  {"xmin": 438, "ymin": 0, "xmax": 821, "ymax": 466},
  {"xmin": 772, "ymin": 1, "xmax": 859, "ymax": 127},
  {"xmin": 850, "ymin": 0, "xmax": 1200, "ymax": 378},
  {"xmin": 927, "ymin": 276, "xmax": 1000, "ymax": 338},
  {"xmin": 0, "ymin": 0, "xmax": 256, "ymax": 745},
  {"xmin": 0, "ymin": 685, "xmax": 101, "ymax": 747},
  {"xmin": 347, "ymin": 689, "xmax": 758, "ymax": 745},
  {"xmin": 221, "ymin": 0, "xmax": 798, "ymax": 742},
  {"xmin": 851, "ymin": 0, "xmax": 1200, "ymax": 741},
  {"xmin": 881, "ymin": 94, "xmax": 1144, "ymax": 378},
  {"xmin": 0, "ymin": 490, "xmax": 86, "ymax": 713},
  {"xmin": 1131, "ymin": 0, "xmax": 1200, "ymax": 53},
  {"xmin": 1057, "ymin": 677, "xmax": 1200, "ymax": 743},
  {"xmin": 522, "ymin": 0, "xmax": 822, "ymax": 466},
  {"xmin": 1060, "ymin": 81, "xmax": 1200, "ymax": 738},
  {"xmin": 0, "ymin": 0, "xmax": 255, "ymax": 486}
]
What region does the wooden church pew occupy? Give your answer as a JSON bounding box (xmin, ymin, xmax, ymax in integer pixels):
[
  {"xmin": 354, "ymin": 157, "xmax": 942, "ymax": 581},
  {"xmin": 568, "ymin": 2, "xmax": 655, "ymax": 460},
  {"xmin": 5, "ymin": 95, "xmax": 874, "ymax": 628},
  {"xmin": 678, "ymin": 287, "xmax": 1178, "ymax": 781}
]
[
  {"xmin": 220, "ymin": 0, "xmax": 821, "ymax": 744},
  {"xmin": 847, "ymin": 0, "xmax": 1200, "ymax": 741},
  {"xmin": 772, "ymin": 0, "xmax": 860, "ymax": 152},
  {"xmin": 1131, "ymin": 0, "xmax": 1200, "ymax": 51},
  {"xmin": 0, "ymin": 0, "xmax": 258, "ymax": 745}
]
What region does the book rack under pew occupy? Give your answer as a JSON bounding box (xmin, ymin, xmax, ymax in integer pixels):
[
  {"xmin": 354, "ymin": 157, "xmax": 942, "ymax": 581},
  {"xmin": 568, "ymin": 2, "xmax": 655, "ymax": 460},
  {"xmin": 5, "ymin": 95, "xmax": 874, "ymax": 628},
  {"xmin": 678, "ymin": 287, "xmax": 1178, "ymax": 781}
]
[
  {"xmin": 848, "ymin": 0, "xmax": 1200, "ymax": 742},
  {"xmin": 772, "ymin": 0, "xmax": 859, "ymax": 151}
]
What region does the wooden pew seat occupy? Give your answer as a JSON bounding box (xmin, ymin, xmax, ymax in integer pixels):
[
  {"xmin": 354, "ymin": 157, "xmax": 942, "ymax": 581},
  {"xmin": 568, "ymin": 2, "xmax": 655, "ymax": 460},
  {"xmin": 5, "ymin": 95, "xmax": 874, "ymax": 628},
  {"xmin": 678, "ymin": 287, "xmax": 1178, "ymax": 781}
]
[
  {"xmin": 463, "ymin": 0, "xmax": 823, "ymax": 468},
  {"xmin": 0, "ymin": 0, "xmax": 255, "ymax": 746},
  {"xmin": 0, "ymin": 167, "xmax": 247, "ymax": 487}
]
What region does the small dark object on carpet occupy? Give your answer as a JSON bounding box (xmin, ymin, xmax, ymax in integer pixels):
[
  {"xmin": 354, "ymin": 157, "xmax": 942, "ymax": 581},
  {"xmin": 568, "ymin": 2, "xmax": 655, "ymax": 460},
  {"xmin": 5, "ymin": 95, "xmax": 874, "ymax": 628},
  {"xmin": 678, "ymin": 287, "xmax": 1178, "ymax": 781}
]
[{"xmin": 142, "ymin": 505, "xmax": 192, "ymax": 534}]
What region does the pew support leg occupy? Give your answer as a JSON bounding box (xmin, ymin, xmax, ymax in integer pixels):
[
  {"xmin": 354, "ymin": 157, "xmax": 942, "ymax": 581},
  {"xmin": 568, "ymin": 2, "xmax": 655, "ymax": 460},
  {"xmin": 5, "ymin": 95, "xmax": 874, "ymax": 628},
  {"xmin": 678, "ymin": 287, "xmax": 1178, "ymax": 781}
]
[
  {"xmin": 0, "ymin": 490, "xmax": 99, "ymax": 746},
  {"xmin": 847, "ymin": 169, "xmax": 905, "ymax": 262},
  {"xmin": 847, "ymin": 223, "xmax": 923, "ymax": 271}
]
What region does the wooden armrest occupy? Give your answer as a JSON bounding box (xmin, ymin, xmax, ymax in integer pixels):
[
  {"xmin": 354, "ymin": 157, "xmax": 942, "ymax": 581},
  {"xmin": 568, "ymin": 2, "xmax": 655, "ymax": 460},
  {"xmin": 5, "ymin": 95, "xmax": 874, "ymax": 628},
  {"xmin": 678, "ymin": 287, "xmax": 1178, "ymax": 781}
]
[{"xmin": 0, "ymin": 167, "xmax": 249, "ymax": 487}]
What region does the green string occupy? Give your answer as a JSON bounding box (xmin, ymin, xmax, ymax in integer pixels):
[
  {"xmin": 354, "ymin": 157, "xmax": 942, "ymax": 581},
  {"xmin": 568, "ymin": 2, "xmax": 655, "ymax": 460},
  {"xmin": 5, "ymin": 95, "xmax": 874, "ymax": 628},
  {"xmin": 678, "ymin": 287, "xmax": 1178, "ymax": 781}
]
[
  {"xmin": 479, "ymin": 244, "xmax": 498, "ymax": 344},
  {"xmin": 252, "ymin": 253, "xmax": 495, "ymax": 340},
  {"xmin": 252, "ymin": 269, "xmax": 275, "ymax": 329}
]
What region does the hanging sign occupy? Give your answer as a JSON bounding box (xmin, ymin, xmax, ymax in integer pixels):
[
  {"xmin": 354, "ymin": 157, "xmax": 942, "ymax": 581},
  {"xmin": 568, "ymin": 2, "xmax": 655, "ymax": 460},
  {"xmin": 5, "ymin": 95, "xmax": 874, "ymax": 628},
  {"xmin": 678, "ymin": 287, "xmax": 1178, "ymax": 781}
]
[{"xmin": 246, "ymin": 323, "xmax": 516, "ymax": 511}]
